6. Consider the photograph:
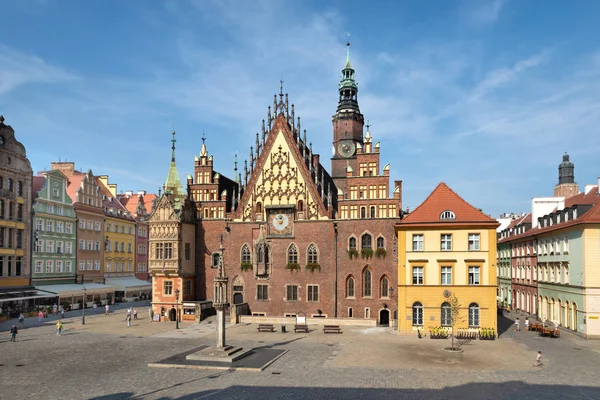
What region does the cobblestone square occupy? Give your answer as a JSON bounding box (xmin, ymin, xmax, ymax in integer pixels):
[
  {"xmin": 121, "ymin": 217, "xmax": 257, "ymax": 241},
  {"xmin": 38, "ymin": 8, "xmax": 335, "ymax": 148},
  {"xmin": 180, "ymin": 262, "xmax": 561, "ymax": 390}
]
[{"xmin": 1, "ymin": 306, "xmax": 599, "ymax": 399}]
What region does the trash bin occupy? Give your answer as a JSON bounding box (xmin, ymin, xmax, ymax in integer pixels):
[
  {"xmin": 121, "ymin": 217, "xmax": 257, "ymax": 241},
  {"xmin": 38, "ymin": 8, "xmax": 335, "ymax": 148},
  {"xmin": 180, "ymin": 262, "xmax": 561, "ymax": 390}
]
[{"xmin": 281, "ymin": 325, "xmax": 287, "ymax": 333}]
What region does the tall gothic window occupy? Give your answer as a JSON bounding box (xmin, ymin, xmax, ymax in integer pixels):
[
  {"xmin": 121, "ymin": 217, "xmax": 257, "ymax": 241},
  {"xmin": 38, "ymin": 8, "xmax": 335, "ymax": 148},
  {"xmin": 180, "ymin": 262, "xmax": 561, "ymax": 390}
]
[
  {"xmin": 377, "ymin": 237, "xmax": 385, "ymax": 249},
  {"xmin": 347, "ymin": 276, "xmax": 355, "ymax": 297},
  {"xmin": 370, "ymin": 206, "xmax": 376, "ymax": 218},
  {"xmin": 307, "ymin": 244, "xmax": 318, "ymax": 264},
  {"xmin": 241, "ymin": 244, "xmax": 251, "ymax": 264},
  {"xmin": 380, "ymin": 276, "xmax": 389, "ymax": 298},
  {"xmin": 361, "ymin": 234, "xmax": 372, "ymax": 250},
  {"xmin": 288, "ymin": 244, "xmax": 298, "ymax": 264},
  {"xmin": 349, "ymin": 237, "xmax": 357, "ymax": 250},
  {"xmin": 412, "ymin": 302, "xmax": 424, "ymax": 326},
  {"xmin": 363, "ymin": 269, "xmax": 372, "ymax": 297}
]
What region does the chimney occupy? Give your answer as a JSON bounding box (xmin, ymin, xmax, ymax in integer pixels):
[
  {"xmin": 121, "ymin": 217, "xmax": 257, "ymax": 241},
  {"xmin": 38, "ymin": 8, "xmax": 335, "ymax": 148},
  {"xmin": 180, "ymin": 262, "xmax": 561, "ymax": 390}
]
[
  {"xmin": 125, "ymin": 190, "xmax": 133, "ymax": 197},
  {"xmin": 584, "ymin": 185, "xmax": 595, "ymax": 195},
  {"xmin": 137, "ymin": 190, "xmax": 146, "ymax": 196}
]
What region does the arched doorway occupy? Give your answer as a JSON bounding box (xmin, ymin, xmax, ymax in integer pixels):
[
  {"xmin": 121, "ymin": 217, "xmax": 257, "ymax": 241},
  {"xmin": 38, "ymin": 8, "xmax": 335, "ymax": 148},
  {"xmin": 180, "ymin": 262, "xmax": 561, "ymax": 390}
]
[
  {"xmin": 169, "ymin": 307, "xmax": 176, "ymax": 322},
  {"xmin": 565, "ymin": 301, "xmax": 571, "ymax": 329},
  {"xmin": 379, "ymin": 309, "xmax": 390, "ymax": 326},
  {"xmin": 558, "ymin": 299, "xmax": 563, "ymax": 325},
  {"xmin": 572, "ymin": 303, "xmax": 578, "ymax": 332}
]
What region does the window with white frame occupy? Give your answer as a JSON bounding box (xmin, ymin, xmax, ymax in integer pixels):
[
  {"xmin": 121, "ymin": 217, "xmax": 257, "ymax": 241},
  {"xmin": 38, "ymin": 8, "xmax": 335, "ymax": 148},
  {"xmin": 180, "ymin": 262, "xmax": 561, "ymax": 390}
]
[
  {"xmin": 79, "ymin": 219, "xmax": 85, "ymax": 229},
  {"xmin": 307, "ymin": 285, "xmax": 319, "ymax": 302},
  {"xmin": 46, "ymin": 241, "xmax": 54, "ymax": 253},
  {"xmin": 468, "ymin": 303, "xmax": 480, "ymax": 327},
  {"xmin": 87, "ymin": 240, "xmax": 93, "ymax": 250},
  {"xmin": 48, "ymin": 204, "xmax": 54, "ymax": 213},
  {"xmin": 95, "ymin": 222, "xmax": 101, "ymax": 231},
  {"xmin": 441, "ymin": 266, "xmax": 452, "ymax": 285},
  {"xmin": 106, "ymin": 262, "xmax": 112, "ymax": 272},
  {"xmin": 94, "ymin": 261, "xmax": 100, "ymax": 270},
  {"xmin": 57, "ymin": 206, "xmax": 63, "ymax": 215},
  {"xmin": 56, "ymin": 241, "xmax": 63, "ymax": 254},
  {"xmin": 79, "ymin": 261, "xmax": 85, "ymax": 271},
  {"xmin": 412, "ymin": 266, "xmax": 424, "ymax": 285},
  {"xmin": 412, "ymin": 234, "xmax": 424, "ymax": 251},
  {"xmin": 65, "ymin": 222, "xmax": 72, "ymax": 234},
  {"xmin": 55, "ymin": 260, "xmax": 63, "ymax": 273},
  {"xmin": 441, "ymin": 234, "xmax": 452, "ymax": 251},
  {"xmin": 440, "ymin": 210, "xmax": 456, "ymax": 220},
  {"xmin": 468, "ymin": 234, "xmax": 480, "ymax": 251},
  {"xmin": 45, "ymin": 260, "xmax": 53, "ymax": 273},
  {"xmin": 564, "ymin": 237, "xmax": 569, "ymax": 253},
  {"xmin": 87, "ymin": 221, "xmax": 93, "ymax": 230},
  {"xmin": 164, "ymin": 281, "xmax": 173, "ymax": 295},
  {"xmin": 36, "ymin": 219, "xmax": 44, "ymax": 231},
  {"xmin": 35, "ymin": 239, "xmax": 43, "ymax": 253},
  {"xmin": 65, "ymin": 261, "xmax": 72, "ymax": 273},
  {"xmin": 468, "ymin": 266, "xmax": 480, "ymax": 285},
  {"xmin": 564, "ymin": 265, "xmax": 569, "ymax": 284},
  {"xmin": 86, "ymin": 261, "xmax": 93, "ymax": 270},
  {"xmin": 46, "ymin": 220, "xmax": 54, "ymax": 232},
  {"xmin": 35, "ymin": 260, "xmax": 42, "ymax": 273},
  {"xmin": 412, "ymin": 302, "xmax": 423, "ymax": 326},
  {"xmin": 441, "ymin": 302, "xmax": 452, "ymax": 326}
]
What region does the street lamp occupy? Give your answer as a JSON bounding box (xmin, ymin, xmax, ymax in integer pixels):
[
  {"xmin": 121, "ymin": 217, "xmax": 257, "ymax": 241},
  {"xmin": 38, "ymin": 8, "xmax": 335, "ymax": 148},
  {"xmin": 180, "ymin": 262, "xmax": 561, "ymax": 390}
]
[
  {"xmin": 175, "ymin": 288, "xmax": 180, "ymax": 330},
  {"xmin": 82, "ymin": 286, "xmax": 87, "ymax": 325}
]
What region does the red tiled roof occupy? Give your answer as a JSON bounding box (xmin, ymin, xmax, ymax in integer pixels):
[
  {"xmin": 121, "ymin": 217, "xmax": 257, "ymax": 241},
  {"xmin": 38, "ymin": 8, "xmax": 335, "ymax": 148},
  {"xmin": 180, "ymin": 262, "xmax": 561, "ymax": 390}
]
[
  {"xmin": 565, "ymin": 186, "xmax": 599, "ymax": 208},
  {"xmin": 119, "ymin": 193, "xmax": 157, "ymax": 217},
  {"xmin": 398, "ymin": 182, "xmax": 497, "ymax": 225},
  {"xmin": 32, "ymin": 176, "xmax": 45, "ymax": 197},
  {"xmin": 504, "ymin": 213, "xmax": 531, "ymax": 230}
]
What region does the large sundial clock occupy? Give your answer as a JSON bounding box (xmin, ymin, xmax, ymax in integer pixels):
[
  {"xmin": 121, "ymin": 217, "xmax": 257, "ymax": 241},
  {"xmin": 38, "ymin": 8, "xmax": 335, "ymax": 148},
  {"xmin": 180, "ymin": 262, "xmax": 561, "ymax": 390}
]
[
  {"xmin": 337, "ymin": 140, "xmax": 356, "ymax": 158},
  {"xmin": 267, "ymin": 207, "xmax": 294, "ymax": 238}
]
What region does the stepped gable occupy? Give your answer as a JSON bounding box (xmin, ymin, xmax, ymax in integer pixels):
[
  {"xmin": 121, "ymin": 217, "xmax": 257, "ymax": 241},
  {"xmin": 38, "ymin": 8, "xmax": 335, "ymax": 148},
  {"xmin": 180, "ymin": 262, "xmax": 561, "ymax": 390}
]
[
  {"xmin": 120, "ymin": 193, "xmax": 157, "ymax": 217},
  {"xmin": 399, "ymin": 182, "xmax": 497, "ymax": 225},
  {"xmin": 234, "ymin": 88, "xmax": 335, "ymax": 220}
]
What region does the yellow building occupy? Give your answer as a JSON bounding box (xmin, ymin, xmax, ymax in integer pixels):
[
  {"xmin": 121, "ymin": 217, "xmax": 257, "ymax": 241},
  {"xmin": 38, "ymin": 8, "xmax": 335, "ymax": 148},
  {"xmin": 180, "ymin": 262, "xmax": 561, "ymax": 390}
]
[{"xmin": 395, "ymin": 182, "xmax": 499, "ymax": 334}]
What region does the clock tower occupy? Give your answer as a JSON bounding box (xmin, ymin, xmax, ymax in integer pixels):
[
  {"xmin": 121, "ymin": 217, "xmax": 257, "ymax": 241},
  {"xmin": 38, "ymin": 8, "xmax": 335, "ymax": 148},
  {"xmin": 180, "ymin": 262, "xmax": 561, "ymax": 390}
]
[{"xmin": 331, "ymin": 41, "xmax": 364, "ymax": 187}]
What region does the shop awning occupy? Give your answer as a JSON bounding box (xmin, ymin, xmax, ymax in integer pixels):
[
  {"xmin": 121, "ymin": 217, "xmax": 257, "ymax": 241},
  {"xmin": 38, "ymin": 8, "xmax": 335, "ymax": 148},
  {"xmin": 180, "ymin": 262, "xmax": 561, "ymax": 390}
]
[
  {"xmin": 0, "ymin": 286, "xmax": 59, "ymax": 303},
  {"xmin": 104, "ymin": 278, "xmax": 151, "ymax": 292},
  {"xmin": 35, "ymin": 283, "xmax": 115, "ymax": 297}
]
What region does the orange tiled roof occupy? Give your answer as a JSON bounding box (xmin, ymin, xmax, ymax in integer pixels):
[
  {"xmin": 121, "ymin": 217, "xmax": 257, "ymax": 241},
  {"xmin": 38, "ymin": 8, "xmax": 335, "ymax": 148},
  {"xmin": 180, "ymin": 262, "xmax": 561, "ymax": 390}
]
[
  {"xmin": 120, "ymin": 193, "xmax": 157, "ymax": 217},
  {"xmin": 398, "ymin": 182, "xmax": 497, "ymax": 225}
]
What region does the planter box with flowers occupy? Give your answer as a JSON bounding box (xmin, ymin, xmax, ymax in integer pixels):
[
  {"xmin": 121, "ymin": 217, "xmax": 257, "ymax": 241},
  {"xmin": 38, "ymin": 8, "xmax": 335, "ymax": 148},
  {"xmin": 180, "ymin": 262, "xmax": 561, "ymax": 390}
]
[
  {"xmin": 240, "ymin": 262, "xmax": 253, "ymax": 272},
  {"xmin": 375, "ymin": 248, "xmax": 387, "ymax": 259},
  {"xmin": 347, "ymin": 249, "xmax": 359, "ymax": 259},
  {"xmin": 305, "ymin": 262, "xmax": 321, "ymax": 272},
  {"xmin": 361, "ymin": 248, "xmax": 374, "ymax": 260},
  {"xmin": 286, "ymin": 262, "xmax": 301, "ymax": 272}
]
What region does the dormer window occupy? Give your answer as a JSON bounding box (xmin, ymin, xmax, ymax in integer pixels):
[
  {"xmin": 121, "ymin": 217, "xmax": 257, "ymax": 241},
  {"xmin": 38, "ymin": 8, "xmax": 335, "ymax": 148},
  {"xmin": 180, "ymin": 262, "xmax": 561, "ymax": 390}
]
[{"xmin": 440, "ymin": 210, "xmax": 456, "ymax": 220}]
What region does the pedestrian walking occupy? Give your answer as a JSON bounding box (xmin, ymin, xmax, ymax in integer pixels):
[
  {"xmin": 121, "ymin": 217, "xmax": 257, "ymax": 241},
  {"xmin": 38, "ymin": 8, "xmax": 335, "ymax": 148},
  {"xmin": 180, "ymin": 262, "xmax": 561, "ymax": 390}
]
[
  {"xmin": 534, "ymin": 351, "xmax": 543, "ymax": 367},
  {"xmin": 9, "ymin": 325, "xmax": 18, "ymax": 342},
  {"xmin": 515, "ymin": 318, "xmax": 521, "ymax": 332},
  {"xmin": 38, "ymin": 310, "xmax": 44, "ymax": 322},
  {"xmin": 105, "ymin": 304, "xmax": 110, "ymax": 315},
  {"xmin": 126, "ymin": 314, "xmax": 131, "ymax": 327},
  {"xmin": 52, "ymin": 303, "xmax": 58, "ymax": 316},
  {"xmin": 56, "ymin": 321, "xmax": 63, "ymax": 336},
  {"xmin": 61, "ymin": 307, "xmax": 65, "ymax": 319},
  {"xmin": 133, "ymin": 308, "xmax": 138, "ymax": 320},
  {"xmin": 525, "ymin": 317, "xmax": 530, "ymax": 331},
  {"xmin": 149, "ymin": 308, "xmax": 154, "ymax": 322},
  {"xmin": 18, "ymin": 313, "xmax": 25, "ymax": 326},
  {"xmin": 126, "ymin": 307, "xmax": 132, "ymax": 321}
]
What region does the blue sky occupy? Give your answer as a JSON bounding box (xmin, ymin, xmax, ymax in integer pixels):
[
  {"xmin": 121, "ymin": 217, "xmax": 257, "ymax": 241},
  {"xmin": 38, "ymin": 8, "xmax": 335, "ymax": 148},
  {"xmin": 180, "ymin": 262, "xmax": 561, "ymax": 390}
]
[{"xmin": 1, "ymin": 0, "xmax": 599, "ymax": 217}]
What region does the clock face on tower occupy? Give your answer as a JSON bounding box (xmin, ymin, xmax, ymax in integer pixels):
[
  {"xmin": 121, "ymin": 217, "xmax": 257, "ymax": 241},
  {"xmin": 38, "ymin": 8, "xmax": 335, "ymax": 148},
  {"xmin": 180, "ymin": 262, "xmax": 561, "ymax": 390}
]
[
  {"xmin": 267, "ymin": 207, "xmax": 294, "ymax": 237},
  {"xmin": 337, "ymin": 140, "xmax": 356, "ymax": 158}
]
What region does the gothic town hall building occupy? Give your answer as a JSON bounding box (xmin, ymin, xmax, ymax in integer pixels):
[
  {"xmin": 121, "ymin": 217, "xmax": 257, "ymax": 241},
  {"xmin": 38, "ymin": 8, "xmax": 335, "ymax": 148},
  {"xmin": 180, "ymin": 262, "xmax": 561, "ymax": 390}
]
[{"xmin": 148, "ymin": 44, "xmax": 404, "ymax": 325}]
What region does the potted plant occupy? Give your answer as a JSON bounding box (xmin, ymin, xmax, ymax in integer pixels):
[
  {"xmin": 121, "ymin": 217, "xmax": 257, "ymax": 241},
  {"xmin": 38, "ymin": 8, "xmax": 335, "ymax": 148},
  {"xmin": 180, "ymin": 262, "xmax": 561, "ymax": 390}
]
[
  {"xmin": 375, "ymin": 248, "xmax": 387, "ymax": 259},
  {"xmin": 240, "ymin": 261, "xmax": 253, "ymax": 272},
  {"xmin": 305, "ymin": 262, "xmax": 321, "ymax": 272},
  {"xmin": 347, "ymin": 248, "xmax": 359, "ymax": 259},
  {"xmin": 286, "ymin": 262, "xmax": 300, "ymax": 271},
  {"xmin": 361, "ymin": 248, "xmax": 374, "ymax": 260}
]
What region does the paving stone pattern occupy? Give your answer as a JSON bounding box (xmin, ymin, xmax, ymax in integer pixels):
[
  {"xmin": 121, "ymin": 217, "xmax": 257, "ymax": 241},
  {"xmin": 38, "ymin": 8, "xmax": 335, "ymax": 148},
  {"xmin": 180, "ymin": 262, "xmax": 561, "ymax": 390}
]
[{"xmin": 0, "ymin": 308, "xmax": 599, "ymax": 400}]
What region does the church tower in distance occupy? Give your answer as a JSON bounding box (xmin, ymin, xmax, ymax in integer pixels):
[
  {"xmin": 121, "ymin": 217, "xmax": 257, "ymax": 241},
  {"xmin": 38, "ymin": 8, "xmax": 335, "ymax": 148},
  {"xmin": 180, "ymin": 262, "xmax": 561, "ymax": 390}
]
[{"xmin": 554, "ymin": 152, "xmax": 579, "ymax": 198}]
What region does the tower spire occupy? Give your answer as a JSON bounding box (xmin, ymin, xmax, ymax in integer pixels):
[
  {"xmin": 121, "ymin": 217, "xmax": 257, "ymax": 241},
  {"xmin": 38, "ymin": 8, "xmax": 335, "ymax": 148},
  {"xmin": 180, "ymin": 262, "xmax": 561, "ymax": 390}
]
[
  {"xmin": 164, "ymin": 130, "xmax": 185, "ymax": 202},
  {"xmin": 346, "ymin": 33, "xmax": 351, "ymax": 68},
  {"xmin": 200, "ymin": 132, "xmax": 208, "ymax": 157},
  {"xmin": 171, "ymin": 130, "xmax": 177, "ymax": 162}
]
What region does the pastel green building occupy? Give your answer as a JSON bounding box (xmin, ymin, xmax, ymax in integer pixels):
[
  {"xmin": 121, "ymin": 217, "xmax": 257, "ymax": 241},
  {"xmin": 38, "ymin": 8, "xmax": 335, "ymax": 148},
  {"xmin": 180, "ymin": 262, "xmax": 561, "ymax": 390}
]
[{"xmin": 31, "ymin": 170, "xmax": 77, "ymax": 285}]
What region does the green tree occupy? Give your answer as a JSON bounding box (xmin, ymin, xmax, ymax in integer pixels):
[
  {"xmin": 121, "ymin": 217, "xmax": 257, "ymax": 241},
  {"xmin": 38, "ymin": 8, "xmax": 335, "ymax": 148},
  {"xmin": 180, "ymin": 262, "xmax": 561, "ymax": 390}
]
[{"xmin": 447, "ymin": 292, "xmax": 465, "ymax": 350}]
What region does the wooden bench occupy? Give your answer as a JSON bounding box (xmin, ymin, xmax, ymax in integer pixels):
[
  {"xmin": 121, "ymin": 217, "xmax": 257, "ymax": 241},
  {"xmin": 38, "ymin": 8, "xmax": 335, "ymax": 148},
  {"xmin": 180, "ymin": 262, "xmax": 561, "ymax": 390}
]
[
  {"xmin": 294, "ymin": 324, "xmax": 309, "ymax": 333},
  {"xmin": 323, "ymin": 325, "xmax": 342, "ymax": 334},
  {"xmin": 257, "ymin": 324, "xmax": 275, "ymax": 332}
]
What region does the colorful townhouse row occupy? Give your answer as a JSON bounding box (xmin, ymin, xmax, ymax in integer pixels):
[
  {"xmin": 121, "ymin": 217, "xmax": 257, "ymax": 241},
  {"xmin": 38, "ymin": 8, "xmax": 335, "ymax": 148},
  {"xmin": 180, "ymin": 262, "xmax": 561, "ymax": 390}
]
[
  {"xmin": 497, "ymin": 154, "xmax": 600, "ymax": 339},
  {"xmin": 0, "ymin": 116, "xmax": 155, "ymax": 315}
]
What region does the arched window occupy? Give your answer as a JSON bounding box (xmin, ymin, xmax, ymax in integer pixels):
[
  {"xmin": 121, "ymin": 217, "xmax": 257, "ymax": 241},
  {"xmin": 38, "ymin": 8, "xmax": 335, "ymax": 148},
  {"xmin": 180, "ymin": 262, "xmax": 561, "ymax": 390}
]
[
  {"xmin": 7, "ymin": 178, "xmax": 13, "ymax": 192},
  {"xmin": 348, "ymin": 237, "xmax": 357, "ymax": 250},
  {"xmin": 241, "ymin": 244, "xmax": 251, "ymax": 264},
  {"xmin": 360, "ymin": 207, "xmax": 366, "ymax": 219},
  {"xmin": 361, "ymin": 234, "xmax": 372, "ymax": 250},
  {"xmin": 257, "ymin": 246, "xmax": 264, "ymax": 263},
  {"xmin": 287, "ymin": 244, "xmax": 298, "ymax": 264},
  {"xmin": 370, "ymin": 206, "xmax": 376, "ymax": 218},
  {"xmin": 412, "ymin": 302, "xmax": 423, "ymax": 326},
  {"xmin": 297, "ymin": 200, "xmax": 304, "ymax": 212},
  {"xmin": 256, "ymin": 202, "xmax": 262, "ymax": 213},
  {"xmin": 468, "ymin": 303, "xmax": 480, "ymax": 327},
  {"xmin": 380, "ymin": 276, "xmax": 389, "ymax": 298},
  {"xmin": 363, "ymin": 269, "xmax": 372, "ymax": 297},
  {"xmin": 376, "ymin": 237, "xmax": 385, "ymax": 249},
  {"xmin": 440, "ymin": 210, "xmax": 456, "ymax": 220},
  {"xmin": 441, "ymin": 302, "xmax": 452, "ymax": 326},
  {"xmin": 307, "ymin": 244, "xmax": 318, "ymax": 264},
  {"xmin": 347, "ymin": 277, "xmax": 355, "ymax": 298}
]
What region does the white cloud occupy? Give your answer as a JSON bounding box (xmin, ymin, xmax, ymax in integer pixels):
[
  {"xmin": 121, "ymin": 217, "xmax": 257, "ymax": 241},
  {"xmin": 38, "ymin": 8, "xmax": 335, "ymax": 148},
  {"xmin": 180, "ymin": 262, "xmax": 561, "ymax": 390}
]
[
  {"xmin": 0, "ymin": 44, "xmax": 78, "ymax": 95},
  {"xmin": 462, "ymin": 0, "xmax": 507, "ymax": 26}
]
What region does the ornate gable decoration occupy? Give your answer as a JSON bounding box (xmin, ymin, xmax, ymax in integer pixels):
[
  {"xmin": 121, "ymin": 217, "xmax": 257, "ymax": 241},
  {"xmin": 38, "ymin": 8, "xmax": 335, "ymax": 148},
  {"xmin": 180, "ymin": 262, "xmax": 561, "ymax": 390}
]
[
  {"xmin": 149, "ymin": 195, "xmax": 179, "ymax": 223},
  {"xmin": 235, "ymin": 116, "xmax": 327, "ymax": 222}
]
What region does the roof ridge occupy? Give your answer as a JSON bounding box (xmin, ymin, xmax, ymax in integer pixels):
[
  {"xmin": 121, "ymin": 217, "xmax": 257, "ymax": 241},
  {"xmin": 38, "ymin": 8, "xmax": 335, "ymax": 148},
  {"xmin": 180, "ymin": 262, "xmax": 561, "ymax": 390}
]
[{"xmin": 401, "ymin": 182, "xmax": 446, "ymax": 222}]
